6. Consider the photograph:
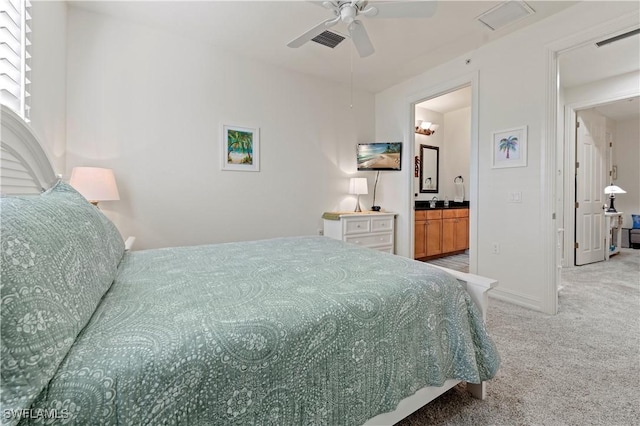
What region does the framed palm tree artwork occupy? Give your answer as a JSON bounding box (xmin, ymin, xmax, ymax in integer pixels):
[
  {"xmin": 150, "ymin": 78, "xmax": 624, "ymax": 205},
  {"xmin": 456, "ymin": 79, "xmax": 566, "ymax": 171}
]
[
  {"xmin": 492, "ymin": 125, "xmax": 527, "ymax": 168},
  {"xmin": 221, "ymin": 124, "xmax": 260, "ymax": 171}
]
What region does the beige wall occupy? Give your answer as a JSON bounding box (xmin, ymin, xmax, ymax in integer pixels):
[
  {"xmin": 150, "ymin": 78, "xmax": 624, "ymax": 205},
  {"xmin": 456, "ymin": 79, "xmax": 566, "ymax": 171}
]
[
  {"xmin": 614, "ymin": 117, "xmax": 640, "ymax": 228},
  {"xmin": 28, "ymin": 1, "xmax": 67, "ymax": 174},
  {"xmin": 66, "ymin": 7, "xmax": 375, "ymax": 249},
  {"xmin": 374, "ymin": 1, "xmax": 640, "ymax": 311}
]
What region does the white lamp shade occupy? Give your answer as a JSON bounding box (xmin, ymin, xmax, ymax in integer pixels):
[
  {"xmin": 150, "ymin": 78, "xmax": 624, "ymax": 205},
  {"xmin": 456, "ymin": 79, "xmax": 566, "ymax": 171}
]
[
  {"xmin": 420, "ymin": 121, "xmax": 432, "ymax": 130},
  {"xmin": 349, "ymin": 177, "xmax": 368, "ymax": 195},
  {"xmin": 604, "ymin": 184, "xmax": 626, "ymax": 194},
  {"xmin": 69, "ymin": 167, "xmax": 120, "ymax": 202},
  {"xmin": 430, "ymin": 123, "xmax": 440, "ymax": 131}
]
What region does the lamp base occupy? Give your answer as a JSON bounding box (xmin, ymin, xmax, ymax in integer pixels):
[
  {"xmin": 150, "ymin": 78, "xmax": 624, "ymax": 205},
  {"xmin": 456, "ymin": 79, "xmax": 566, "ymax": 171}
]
[
  {"xmin": 371, "ymin": 206, "xmax": 381, "ymax": 212},
  {"xmin": 607, "ymin": 195, "xmax": 617, "ymax": 213},
  {"xmin": 354, "ymin": 195, "xmax": 362, "ymax": 212}
]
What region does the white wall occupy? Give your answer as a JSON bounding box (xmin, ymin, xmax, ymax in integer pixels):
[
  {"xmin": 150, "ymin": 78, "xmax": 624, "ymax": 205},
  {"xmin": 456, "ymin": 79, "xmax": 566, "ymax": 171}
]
[
  {"xmin": 28, "ymin": 0, "xmax": 67, "ymax": 174},
  {"xmin": 614, "ymin": 117, "xmax": 640, "ymax": 228},
  {"xmin": 374, "ymin": 1, "xmax": 640, "ymax": 311},
  {"xmin": 66, "ymin": 7, "xmax": 375, "ymax": 249},
  {"xmin": 441, "ymin": 107, "xmax": 470, "ymax": 200},
  {"xmin": 561, "ymin": 71, "xmax": 640, "ymax": 263},
  {"xmin": 414, "ymin": 106, "xmax": 470, "ymax": 202},
  {"xmin": 414, "ymin": 107, "xmax": 443, "ymax": 200}
]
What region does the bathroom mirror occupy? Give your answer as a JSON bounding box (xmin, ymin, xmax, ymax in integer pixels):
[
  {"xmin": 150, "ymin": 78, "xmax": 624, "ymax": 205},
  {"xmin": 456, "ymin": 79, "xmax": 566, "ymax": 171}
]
[{"xmin": 419, "ymin": 144, "xmax": 439, "ymax": 193}]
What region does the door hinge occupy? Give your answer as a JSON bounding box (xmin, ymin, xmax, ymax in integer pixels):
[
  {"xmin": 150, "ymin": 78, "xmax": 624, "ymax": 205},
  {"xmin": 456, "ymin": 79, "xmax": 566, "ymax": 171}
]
[
  {"xmin": 576, "ymin": 121, "xmax": 580, "ymax": 128},
  {"xmin": 575, "ymin": 242, "xmax": 579, "ymax": 249},
  {"xmin": 576, "ymin": 161, "xmax": 579, "ymax": 169},
  {"xmin": 609, "ymin": 142, "xmax": 612, "ymax": 147},
  {"xmin": 575, "ymin": 202, "xmax": 579, "ymax": 208}
]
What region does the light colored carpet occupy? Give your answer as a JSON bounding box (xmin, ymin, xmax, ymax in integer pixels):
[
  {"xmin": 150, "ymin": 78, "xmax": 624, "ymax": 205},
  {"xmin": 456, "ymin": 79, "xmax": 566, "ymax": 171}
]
[
  {"xmin": 399, "ymin": 248, "xmax": 640, "ymax": 425},
  {"xmin": 426, "ymin": 254, "xmax": 470, "ymax": 273}
]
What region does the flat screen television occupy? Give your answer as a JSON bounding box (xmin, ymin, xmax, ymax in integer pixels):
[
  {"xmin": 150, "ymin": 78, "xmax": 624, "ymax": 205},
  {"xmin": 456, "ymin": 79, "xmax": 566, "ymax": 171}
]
[{"xmin": 357, "ymin": 142, "xmax": 402, "ymax": 171}]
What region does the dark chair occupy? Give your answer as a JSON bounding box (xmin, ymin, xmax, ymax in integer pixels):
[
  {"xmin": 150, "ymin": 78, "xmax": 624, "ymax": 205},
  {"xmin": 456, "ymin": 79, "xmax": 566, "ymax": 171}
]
[{"xmin": 630, "ymin": 228, "xmax": 640, "ymax": 249}]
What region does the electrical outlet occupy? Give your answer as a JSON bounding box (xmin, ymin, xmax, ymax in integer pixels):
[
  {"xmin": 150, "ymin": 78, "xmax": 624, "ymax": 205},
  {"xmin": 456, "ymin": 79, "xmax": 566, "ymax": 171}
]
[
  {"xmin": 508, "ymin": 191, "xmax": 522, "ymax": 203},
  {"xmin": 491, "ymin": 243, "xmax": 500, "ymax": 254},
  {"xmin": 318, "ymin": 229, "xmax": 324, "ymax": 236}
]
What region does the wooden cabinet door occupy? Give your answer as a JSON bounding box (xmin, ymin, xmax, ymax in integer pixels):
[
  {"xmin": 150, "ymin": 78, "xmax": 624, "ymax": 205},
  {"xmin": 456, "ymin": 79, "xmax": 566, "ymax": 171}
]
[
  {"xmin": 442, "ymin": 218, "xmax": 456, "ymax": 253},
  {"xmin": 454, "ymin": 217, "xmax": 469, "ymax": 251},
  {"xmin": 425, "ymin": 219, "xmax": 442, "ymax": 256},
  {"xmin": 414, "ymin": 220, "xmax": 427, "ymax": 259}
]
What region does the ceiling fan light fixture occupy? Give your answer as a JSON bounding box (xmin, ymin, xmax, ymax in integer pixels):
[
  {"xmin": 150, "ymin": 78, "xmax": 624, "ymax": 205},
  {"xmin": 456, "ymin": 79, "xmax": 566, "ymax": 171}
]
[
  {"xmin": 340, "ymin": 4, "xmax": 357, "ymax": 24},
  {"xmin": 288, "ymin": 0, "xmax": 438, "ymax": 58}
]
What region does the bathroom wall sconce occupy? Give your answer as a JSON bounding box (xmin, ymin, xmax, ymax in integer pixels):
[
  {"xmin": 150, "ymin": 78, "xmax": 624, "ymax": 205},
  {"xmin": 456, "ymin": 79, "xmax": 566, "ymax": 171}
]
[{"xmin": 415, "ymin": 120, "xmax": 439, "ymax": 136}]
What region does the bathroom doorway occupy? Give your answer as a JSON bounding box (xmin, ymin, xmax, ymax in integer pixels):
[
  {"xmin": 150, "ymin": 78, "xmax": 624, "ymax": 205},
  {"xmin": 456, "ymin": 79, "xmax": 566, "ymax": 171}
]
[{"xmin": 413, "ymin": 85, "xmax": 472, "ymax": 272}]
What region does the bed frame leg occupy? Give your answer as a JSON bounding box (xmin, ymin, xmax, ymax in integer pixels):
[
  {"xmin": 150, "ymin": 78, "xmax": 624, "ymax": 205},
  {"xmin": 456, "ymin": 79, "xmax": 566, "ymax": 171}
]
[{"xmin": 467, "ymin": 382, "xmax": 486, "ymax": 400}]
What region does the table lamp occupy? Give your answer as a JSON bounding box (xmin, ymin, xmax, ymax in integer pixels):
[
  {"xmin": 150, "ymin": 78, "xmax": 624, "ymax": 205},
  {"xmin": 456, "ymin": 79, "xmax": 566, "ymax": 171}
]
[
  {"xmin": 70, "ymin": 167, "xmax": 120, "ymax": 206},
  {"xmin": 604, "ymin": 184, "xmax": 625, "ymax": 213},
  {"xmin": 349, "ymin": 177, "xmax": 368, "ymax": 212}
]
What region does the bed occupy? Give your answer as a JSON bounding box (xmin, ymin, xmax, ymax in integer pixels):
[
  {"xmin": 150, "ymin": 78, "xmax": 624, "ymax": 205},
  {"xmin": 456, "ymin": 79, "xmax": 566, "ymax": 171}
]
[{"xmin": 0, "ymin": 106, "xmax": 499, "ymax": 425}]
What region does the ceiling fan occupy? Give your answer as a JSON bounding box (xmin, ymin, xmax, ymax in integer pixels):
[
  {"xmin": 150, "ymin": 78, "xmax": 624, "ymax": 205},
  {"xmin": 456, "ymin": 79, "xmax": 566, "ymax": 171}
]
[{"xmin": 287, "ymin": 1, "xmax": 438, "ymax": 58}]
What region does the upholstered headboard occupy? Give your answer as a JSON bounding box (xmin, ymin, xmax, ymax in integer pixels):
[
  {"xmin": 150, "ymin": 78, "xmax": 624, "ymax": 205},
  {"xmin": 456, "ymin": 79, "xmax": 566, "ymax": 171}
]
[{"xmin": 1, "ymin": 105, "xmax": 57, "ymax": 195}]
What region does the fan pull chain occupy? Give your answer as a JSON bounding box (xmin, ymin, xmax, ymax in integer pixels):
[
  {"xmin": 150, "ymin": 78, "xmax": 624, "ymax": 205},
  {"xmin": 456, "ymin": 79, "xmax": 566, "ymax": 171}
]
[{"xmin": 350, "ymin": 42, "xmax": 353, "ymax": 109}]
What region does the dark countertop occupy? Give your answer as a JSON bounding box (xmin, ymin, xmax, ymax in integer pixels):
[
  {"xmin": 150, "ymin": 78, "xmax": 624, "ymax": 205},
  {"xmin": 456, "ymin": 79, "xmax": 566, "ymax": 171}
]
[{"xmin": 415, "ymin": 200, "xmax": 469, "ymax": 210}]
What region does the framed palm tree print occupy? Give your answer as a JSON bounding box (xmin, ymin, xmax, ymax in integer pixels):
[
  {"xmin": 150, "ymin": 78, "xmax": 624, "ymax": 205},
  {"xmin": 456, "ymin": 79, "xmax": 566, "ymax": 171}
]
[
  {"xmin": 492, "ymin": 125, "xmax": 527, "ymax": 168},
  {"xmin": 221, "ymin": 124, "xmax": 260, "ymax": 171}
]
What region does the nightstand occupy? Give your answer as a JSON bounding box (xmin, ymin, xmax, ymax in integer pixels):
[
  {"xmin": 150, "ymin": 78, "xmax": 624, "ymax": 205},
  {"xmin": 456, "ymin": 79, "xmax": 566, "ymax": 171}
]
[
  {"xmin": 604, "ymin": 212, "xmax": 622, "ymax": 260},
  {"xmin": 322, "ymin": 212, "xmax": 397, "ymax": 253}
]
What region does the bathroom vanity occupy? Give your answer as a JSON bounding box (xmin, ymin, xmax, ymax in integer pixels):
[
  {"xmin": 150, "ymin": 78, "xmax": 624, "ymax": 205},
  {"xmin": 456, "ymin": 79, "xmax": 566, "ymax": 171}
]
[{"xmin": 415, "ymin": 201, "xmax": 469, "ymax": 260}]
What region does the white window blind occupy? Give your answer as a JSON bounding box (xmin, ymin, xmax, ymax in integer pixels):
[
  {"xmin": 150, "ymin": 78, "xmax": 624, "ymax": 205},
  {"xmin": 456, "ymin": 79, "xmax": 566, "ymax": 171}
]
[{"xmin": 0, "ymin": 0, "xmax": 31, "ymax": 121}]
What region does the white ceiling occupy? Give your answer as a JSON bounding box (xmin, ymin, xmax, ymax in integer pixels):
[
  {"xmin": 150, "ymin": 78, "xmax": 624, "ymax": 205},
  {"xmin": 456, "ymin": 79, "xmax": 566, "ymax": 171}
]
[
  {"xmin": 594, "ymin": 96, "xmax": 640, "ymax": 122},
  {"xmin": 68, "ymin": 0, "xmax": 578, "ymax": 93},
  {"xmin": 559, "ymin": 29, "xmax": 640, "ymax": 89},
  {"xmin": 416, "ymin": 85, "xmax": 471, "ymax": 113},
  {"xmin": 559, "ymin": 28, "xmax": 640, "ymax": 122}
]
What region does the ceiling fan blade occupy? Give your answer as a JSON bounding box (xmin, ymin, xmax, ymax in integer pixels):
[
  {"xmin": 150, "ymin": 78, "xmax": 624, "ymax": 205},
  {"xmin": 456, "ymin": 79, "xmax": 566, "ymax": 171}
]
[
  {"xmin": 287, "ymin": 18, "xmax": 339, "ymax": 48},
  {"xmin": 364, "ymin": 1, "xmax": 437, "ymax": 19},
  {"xmin": 348, "ymin": 20, "xmax": 374, "ymax": 58}
]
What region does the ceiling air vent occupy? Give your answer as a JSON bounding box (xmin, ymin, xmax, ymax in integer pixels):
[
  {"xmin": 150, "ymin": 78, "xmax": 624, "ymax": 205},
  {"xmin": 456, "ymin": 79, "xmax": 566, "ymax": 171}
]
[
  {"xmin": 311, "ymin": 30, "xmax": 346, "ymax": 49},
  {"xmin": 476, "ymin": 0, "xmax": 535, "ymax": 31},
  {"xmin": 596, "ymin": 28, "xmax": 640, "ymax": 48}
]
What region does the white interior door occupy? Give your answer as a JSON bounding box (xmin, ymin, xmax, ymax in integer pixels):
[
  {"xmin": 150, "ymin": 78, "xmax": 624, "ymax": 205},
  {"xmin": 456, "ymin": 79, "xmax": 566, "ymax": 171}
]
[{"xmin": 575, "ymin": 110, "xmax": 607, "ymax": 265}]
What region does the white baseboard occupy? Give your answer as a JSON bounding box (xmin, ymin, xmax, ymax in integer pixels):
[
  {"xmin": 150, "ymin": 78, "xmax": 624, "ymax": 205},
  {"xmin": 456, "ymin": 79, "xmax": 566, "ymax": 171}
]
[{"xmin": 489, "ymin": 288, "xmax": 542, "ymax": 312}]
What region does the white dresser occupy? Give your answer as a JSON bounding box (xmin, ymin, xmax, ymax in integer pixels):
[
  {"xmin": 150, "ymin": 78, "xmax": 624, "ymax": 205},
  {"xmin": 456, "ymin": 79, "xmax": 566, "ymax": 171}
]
[{"xmin": 322, "ymin": 212, "xmax": 397, "ymax": 253}]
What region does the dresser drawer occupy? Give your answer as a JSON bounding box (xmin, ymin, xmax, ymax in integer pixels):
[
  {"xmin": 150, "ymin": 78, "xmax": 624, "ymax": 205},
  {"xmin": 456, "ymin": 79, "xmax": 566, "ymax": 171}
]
[
  {"xmin": 343, "ymin": 218, "xmax": 371, "ymax": 235},
  {"xmin": 323, "ymin": 212, "xmax": 397, "ymax": 254},
  {"xmin": 345, "ymin": 232, "xmax": 393, "ymax": 248},
  {"xmin": 371, "ymin": 217, "xmax": 394, "ymax": 233}
]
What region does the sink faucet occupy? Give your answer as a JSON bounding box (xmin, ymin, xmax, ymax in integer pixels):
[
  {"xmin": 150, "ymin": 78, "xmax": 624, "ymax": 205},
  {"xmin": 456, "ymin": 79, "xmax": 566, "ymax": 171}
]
[
  {"xmin": 429, "ymin": 196, "xmax": 438, "ymax": 208},
  {"xmin": 431, "ymin": 196, "xmax": 438, "ymax": 201}
]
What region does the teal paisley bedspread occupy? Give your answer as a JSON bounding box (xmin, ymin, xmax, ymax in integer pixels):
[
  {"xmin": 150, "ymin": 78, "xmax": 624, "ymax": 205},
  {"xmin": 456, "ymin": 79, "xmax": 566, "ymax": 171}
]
[{"xmin": 24, "ymin": 236, "xmax": 499, "ymax": 425}]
